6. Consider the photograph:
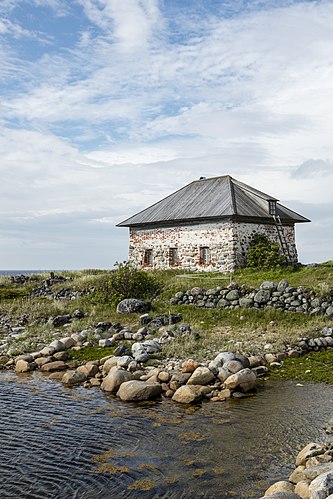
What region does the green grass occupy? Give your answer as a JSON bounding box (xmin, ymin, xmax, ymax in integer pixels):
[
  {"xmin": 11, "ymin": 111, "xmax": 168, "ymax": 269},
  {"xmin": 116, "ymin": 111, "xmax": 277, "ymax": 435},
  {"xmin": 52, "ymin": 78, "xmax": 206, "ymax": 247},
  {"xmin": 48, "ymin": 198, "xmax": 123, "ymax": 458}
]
[
  {"xmin": 269, "ymin": 350, "xmax": 333, "ymax": 383},
  {"xmin": 67, "ymin": 346, "xmax": 117, "ymax": 362}
]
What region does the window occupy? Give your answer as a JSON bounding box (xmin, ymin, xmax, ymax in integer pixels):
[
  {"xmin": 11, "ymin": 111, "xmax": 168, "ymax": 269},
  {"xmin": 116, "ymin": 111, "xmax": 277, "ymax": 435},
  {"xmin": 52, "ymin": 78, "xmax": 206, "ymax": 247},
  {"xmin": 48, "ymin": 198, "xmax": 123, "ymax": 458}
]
[
  {"xmin": 269, "ymin": 200, "xmax": 277, "ymax": 215},
  {"xmin": 199, "ymin": 246, "xmax": 210, "ymax": 265},
  {"xmin": 143, "ymin": 249, "xmax": 153, "ymax": 265},
  {"xmin": 169, "ymin": 247, "xmax": 178, "ymax": 266}
]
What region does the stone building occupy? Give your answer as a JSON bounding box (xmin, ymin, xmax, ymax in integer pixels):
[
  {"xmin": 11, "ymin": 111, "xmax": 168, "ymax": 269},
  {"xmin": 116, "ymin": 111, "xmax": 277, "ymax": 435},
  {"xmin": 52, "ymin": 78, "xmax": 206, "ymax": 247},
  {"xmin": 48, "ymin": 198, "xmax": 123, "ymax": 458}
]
[{"xmin": 117, "ymin": 175, "xmax": 310, "ymax": 272}]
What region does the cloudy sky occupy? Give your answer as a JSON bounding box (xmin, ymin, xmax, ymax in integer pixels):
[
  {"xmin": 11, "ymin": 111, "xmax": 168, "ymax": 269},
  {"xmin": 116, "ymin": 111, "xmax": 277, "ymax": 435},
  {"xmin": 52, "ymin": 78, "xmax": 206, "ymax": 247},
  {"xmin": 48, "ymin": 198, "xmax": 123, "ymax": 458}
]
[{"xmin": 1, "ymin": 0, "xmax": 332, "ymax": 270}]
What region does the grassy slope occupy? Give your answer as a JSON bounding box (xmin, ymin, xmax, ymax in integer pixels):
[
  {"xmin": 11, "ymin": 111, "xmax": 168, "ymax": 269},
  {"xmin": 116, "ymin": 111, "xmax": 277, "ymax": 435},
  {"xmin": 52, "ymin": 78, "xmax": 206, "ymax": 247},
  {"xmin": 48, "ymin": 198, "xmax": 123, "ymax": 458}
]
[{"xmin": 0, "ymin": 262, "xmax": 332, "ymax": 362}]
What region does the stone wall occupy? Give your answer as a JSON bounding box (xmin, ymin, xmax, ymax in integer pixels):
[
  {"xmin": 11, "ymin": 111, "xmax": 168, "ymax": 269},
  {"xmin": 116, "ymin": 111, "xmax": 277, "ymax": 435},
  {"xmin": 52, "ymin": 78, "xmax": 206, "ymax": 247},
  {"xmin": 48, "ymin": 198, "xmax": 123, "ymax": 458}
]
[{"xmin": 128, "ymin": 220, "xmax": 297, "ymax": 271}]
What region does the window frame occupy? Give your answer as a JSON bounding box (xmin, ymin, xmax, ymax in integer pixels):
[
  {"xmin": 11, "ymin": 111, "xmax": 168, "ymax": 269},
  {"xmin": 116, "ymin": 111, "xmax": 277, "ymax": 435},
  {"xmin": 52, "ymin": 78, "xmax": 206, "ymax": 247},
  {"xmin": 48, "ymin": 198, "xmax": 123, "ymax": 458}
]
[
  {"xmin": 168, "ymin": 247, "xmax": 178, "ymax": 266},
  {"xmin": 199, "ymin": 246, "xmax": 210, "ymax": 265},
  {"xmin": 143, "ymin": 249, "xmax": 153, "ymax": 266}
]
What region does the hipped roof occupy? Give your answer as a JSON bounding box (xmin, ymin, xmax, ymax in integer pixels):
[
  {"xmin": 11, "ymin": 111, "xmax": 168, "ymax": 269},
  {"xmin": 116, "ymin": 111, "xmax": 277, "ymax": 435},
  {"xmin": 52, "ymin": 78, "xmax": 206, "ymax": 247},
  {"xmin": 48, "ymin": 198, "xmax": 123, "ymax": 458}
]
[{"xmin": 117, "ymin": 175, "xmax": 310, "ymax": 227}]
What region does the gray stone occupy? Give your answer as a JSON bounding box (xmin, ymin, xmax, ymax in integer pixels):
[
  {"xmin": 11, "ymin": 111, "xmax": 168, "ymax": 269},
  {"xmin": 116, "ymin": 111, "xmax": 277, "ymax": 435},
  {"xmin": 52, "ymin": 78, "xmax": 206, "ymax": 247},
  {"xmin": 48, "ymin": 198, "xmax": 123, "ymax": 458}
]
[
  {"xmin": 260, "ymin": 281, "xmax": 277, "ymax": 290},
  {"xmin": 254, "ymin": 289, "xmax": 271, "ymax": 304},
  {"xmin": 296, "ymin": 443, "xmax": 325, "ymax": 466},
  {"xmin": 226, "ymin": 290, "xmax": 240, "ymax": 301},
  {"xmin": 49, "ymin": 340, "xmax": 65, "ymax": 352},
  {"xmin": 264, "ymin": 481, "xmax": 295, "ymax": 495},
  {"xmin": 223, "ymin": 360, "xmax": 244, "ymax": 374},
  {"xmin": 308, "ymin": 470, "xmax": 333, "ymax": 499},
  {"xmin": 15, "ymin": 359, "xmax": 36, "ymax": 373},
  {"xmin": 303, "ymin": 462, "xmax": 333, "ymax": 481},
  {"xmin": 116, "ymin": 299, "xmax": 151, "ymax": 314},
  {"xmin": 326, "ymin": 306, "xmax": 333, "ymax": 317},
  {"xmin": 51, "ymin": 315, "xmax": 72, "ymax": 327},
  {"xmin": 277, "ymin": 279, "xmax": 289, "ymax": 292},
  {"xmin": 117, "ymin": 356, "xmax": 134, "ymax": 368},
  {"xmin": 40, "ymin": 361, "xmax": 68, "ymax": 372},
  {"xmin": 60, "ymin": 337, "xmax": 75, "ymax": 349},
  {"xmin": 239, "ymin": 297, "xmax": 253, "ymax": 308},
  {"xmin": 117, "ymin": 380, "xmax": 162, "ymax": 401}
]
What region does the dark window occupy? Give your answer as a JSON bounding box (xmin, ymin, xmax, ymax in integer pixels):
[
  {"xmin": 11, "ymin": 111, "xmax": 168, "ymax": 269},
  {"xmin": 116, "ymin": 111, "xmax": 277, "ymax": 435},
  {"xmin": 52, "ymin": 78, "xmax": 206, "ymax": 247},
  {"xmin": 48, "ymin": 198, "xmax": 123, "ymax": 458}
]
[
  {"xmin": 169, "ymin": 247, "xmax": 178, "ymax": 266},
  {"xmin": 199, "ymin": 246, "xmax": 210, "ymax": 265},
  {"xmin": 144, "ymin": 249, "xmax": 153, "ymax": 265},
  {"xmin": 269, "ymin": 201, "xmax": 277, "ymax": 215}
]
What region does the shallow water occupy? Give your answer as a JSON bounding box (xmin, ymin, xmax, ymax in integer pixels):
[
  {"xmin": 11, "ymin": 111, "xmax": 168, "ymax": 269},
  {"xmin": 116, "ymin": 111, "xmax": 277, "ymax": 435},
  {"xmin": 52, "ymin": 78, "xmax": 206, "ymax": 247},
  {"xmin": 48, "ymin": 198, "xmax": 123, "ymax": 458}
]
[{"xmin": 1, "ymin": 372, "xmax": 333, "ymax": 499}]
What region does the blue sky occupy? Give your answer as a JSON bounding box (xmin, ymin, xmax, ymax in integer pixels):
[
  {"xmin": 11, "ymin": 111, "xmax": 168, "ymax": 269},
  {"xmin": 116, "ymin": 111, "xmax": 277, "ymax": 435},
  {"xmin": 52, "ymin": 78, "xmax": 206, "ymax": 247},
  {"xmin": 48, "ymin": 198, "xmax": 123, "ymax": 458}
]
[{"xmin": 1, "ymin": 0, "xmax": 332, "ymax": 269}]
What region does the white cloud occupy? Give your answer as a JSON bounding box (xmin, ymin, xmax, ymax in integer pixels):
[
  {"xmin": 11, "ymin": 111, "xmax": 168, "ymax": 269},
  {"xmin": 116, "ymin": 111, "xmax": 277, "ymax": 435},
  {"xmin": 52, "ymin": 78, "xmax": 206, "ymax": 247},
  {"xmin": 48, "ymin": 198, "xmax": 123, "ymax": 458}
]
[{"xmin": 1, "ymin": 0, "xmax": 333, "ymax": 267}]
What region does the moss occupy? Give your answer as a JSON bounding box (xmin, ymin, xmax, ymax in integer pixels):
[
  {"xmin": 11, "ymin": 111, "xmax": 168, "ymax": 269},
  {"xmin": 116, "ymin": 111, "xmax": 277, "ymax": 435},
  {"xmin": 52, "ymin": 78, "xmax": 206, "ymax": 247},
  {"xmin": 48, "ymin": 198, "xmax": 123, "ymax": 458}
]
[
  {"xmin": 67, "ymin": 346, "xmax": 117, "ymax": 362},
  {"xmin": 269, "ymin": 350, "xmax": 333, "ymax": 383}
]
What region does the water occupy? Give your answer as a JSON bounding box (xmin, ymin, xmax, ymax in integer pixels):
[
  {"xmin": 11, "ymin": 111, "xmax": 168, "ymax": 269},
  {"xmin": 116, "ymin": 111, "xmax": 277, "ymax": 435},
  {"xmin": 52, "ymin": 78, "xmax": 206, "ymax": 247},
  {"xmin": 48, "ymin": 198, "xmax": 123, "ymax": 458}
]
[{"xmin": 1, "ymin": 373, "xmax": 333, "ymax": 499}]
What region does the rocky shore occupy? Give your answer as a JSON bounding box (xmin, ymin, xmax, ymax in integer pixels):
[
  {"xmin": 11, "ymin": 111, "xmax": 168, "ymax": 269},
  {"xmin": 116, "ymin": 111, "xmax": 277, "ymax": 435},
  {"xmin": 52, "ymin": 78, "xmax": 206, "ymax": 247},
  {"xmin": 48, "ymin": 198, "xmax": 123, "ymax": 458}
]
[{"xmin": 260, "ymin": 441, "xmax": 333, "ymax": 498}]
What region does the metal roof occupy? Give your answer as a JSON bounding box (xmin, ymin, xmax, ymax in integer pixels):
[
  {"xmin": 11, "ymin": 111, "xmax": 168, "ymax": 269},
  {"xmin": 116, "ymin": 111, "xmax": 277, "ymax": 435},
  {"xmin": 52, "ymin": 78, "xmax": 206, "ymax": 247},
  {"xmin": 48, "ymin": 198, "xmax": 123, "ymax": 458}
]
[{"xmin": 117, "ymin": 175, "xmax": 310, "ymax": 227}]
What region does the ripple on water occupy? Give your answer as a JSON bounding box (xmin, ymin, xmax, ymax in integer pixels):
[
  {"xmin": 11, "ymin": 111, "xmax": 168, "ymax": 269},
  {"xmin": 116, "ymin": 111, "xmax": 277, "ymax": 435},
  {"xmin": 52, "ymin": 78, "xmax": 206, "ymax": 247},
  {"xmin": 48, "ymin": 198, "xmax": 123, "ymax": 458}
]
[{"xmin": 1, "ymin": 372, "xmax": 333, "ymax": 499}]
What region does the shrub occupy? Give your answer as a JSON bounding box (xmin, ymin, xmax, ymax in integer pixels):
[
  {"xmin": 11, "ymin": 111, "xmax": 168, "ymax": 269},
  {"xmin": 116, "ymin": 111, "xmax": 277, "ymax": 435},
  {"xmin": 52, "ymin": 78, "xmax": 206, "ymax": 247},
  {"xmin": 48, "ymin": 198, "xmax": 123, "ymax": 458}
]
[
  {"xmin": 246, "ymin": 233, "xmax": 285, "ymax": 270},
  {"xmin": 88, "ymin": 261, "xmax": 161, "ymax": 305}
]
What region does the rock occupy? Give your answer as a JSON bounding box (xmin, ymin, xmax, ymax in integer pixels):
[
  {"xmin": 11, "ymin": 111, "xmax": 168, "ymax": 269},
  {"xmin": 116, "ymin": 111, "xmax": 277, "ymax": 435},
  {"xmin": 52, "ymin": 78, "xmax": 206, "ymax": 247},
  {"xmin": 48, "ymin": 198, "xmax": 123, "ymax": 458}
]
[
  {"xmin": 15, "ymin": 359, "xmax": 36, "ymax": 373},
  {"xmin": 102, "ymin": 357, "xmax": 121, "ymax": 374},
  {"xmin": 182, "ymin": 359, "xmax": 201, "ymax": 373},
  {"xmin": 294, "ymin": 480, "xmax": 310, "ymax": 499},
  {"xmin": 308, "ymin": 470, "xmax": 333, "ymax": 498},
  {"xmin": 117, "ymin": 356, "xmax": 134, "ymax": 368},
  {"xmin": 51, "ymin": 315, "xmax": 72, "ymax": 327},
  {"xmin": 77, "ymin": 363, "xmax": 99, "ymax": 378},
  {"xmin": 212, "ymin": 352, "xmax": 236, "ymax": 367},
  {"xmin": 224, "ymin": 368, "xmax": 256, "ymax": 391},
  {"xmin": 172, "ymin": 385, "xmax": 203, "ymax": 404},
  {"xmin": 226, "ymin": 290, "xmax": 239, "ymax": 301},
  {"xmin": 223, "ymin": 360, "xmax": 244, "ymax": 374},
  {"xmin": 254, "ymin": 289, "xmax": 271, "ymax": 304},
  {"xmin": 117, "ymin": 380, "xmax": 162, "ymax": 402},
  {"xmin": 187, "ymin": 366, "xmax": 215, "ymax": 385},
  {"xmin": 277, "ymin": 279, "xmax": 289, "ymax": 292},
  {"xmin": 326, "ymin": 306, "xmax": 333, "ymax": 317},
  {"xmin": 100, "ymin": 368, "xmax": 133, "ymax": 392},
  {"xmin": 261, "ymin": 493, "xmax": 300, "ymax": 498},
  {"xmin": 264, "ymin": 481, "xmax": 295, "ymax": 495},
  {"xmin": 116, "ymin": 299, "xmax": 151, "ymax": 314},
  {"xmin": 62, "ymin": 370, "xmax": 87, "ymax": 385},
  {"xmin": 40, "ymin": 361, "xmax": 68, "ymax": 372},
  {"xmin": 60, "ymin": 337, "xmax": 76, "ymax": 349},
  {"xmin": 296, "ymin": 443, "xmax": 325, "ymax": 466},
  {"xmin": 39, "ymin": 346, "xmax": 56, "ymax": 356},
  {"xmin": 99, "ymin": 338, "xmax": 114, "ymax": 347},
  {"xmin": 218, "ymin": 388, "xmax": 232, "ymax": 400},
  {"xmin": 53, "ymin": 351, "xmax": 68, "ymax": 361},
  {"xmin": 239, "ymin": 297, "xmax": 253, "ymax": 308},
  {"xmin": 49, "ymin": 339, "xmax": 65, "ymax": 352},
  {"xmin": 217, "ymin": 367, "xmax": 232, "ymax": 382},
  {"xmin": 303, "ymin": 462, "xmax": 333, "ymax": 481}
]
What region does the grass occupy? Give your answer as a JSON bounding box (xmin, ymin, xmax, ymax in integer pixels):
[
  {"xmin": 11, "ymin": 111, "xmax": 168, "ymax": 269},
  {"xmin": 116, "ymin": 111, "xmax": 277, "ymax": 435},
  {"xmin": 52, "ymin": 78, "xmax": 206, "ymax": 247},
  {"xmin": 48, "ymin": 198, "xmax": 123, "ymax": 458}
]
[
  {"xmin": 67, "ymin": 346, "xmax": 117, "ymax": 362},
  {"xmin": 269, "ymin": 350, "xmax": 333, "ymax": 383},
  {"xmin": 0, "ymin": 261, "xmax": 332, "ymax": 359}
]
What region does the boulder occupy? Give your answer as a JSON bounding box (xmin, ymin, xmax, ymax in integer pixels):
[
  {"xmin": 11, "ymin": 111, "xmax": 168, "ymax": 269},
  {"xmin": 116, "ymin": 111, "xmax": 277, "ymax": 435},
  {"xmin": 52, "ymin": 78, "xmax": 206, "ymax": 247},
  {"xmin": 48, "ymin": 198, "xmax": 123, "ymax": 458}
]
[
  {"xmin": 187, "ymin": 366, "xmax": 215, "ymax": 385},
  {"xmin": 172, "ymin": 385, "xmax": 203, "ymax": 404},
  {"xmin": 294, "ymin": 480, "xmax": 310, "ymax": 498},
  {"xmin": 116, "ymin": 299, "xmax": 151, "ymax": 314},
  {"xmin": 77, "ymin": 363, "xmax": 99, "ymax": 378},
  {"xmin": 303, "ymin": 462, "xmax": 333, "ymax": 481},
  {"xmin": 254, "ymin": 289, "xmax": 271, "ymax": 304},
  {"xmin": 308, "ymin": 470, "xmax": 333, "ymax": 499},
  {"xmin": 223, "ymin": 360, "xmax": 244, "ymax": 374},
  {"xmin": 260, "ymin": 493, "xmax": 300, "ymax": 498},
  {"xmin": 60, "ymin": 337, "xmax": 76, "ymax": 349},
  {"xmin": 117, "ymin": 380, "xmax": 162, "ymax": 401},
  {"xmin": 296, "ymin": 443, "xmax": 324, "ymax": 466},
  {"xmin": 62, "ymin": 370, "xmax": 87, "ymax": 385},
  {"xmin": 224, "ymin": 368, "xmax": 256, "ymax": 391},
  {"xmin": 101, "ymin": 357, "xmax": 121, "ymax": 375},
  {"xmin": 49, "ymin": 339, "xmax": 66, "ymax": 352},
  {"xmin": 15, "ymin": 359, "xmax": 36, "ymax": 373},
  {"xmin": 100, "ymin": 368, "xmax": 133, "ymax": 392},
  {"xmin": 182, "ymin": 359, "xmax": 201, "ymax": 373},
  {"xmin": 51, "ymin": 315, "xmax": 72, "ymax": 327},
  {"xmin": 40, "ymin": 361, "xmax": 68, "ymax": 372},
  {"xmin": 264, "ymin": 481, "xmax": 295, "ymax": 495}
]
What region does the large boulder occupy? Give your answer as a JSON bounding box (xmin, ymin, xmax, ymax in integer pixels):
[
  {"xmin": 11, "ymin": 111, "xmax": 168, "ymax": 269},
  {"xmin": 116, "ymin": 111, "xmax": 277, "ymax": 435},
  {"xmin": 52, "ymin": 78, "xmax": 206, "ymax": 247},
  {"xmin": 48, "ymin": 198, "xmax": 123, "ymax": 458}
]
[
  {"xmin": 40, "ymin": 361, "xmax": 68, "ymax": 372},
  {"xmin": 62, "ymin": 370, "xmax": 87, "ymax": 385},
  {"xmin": 296, "ymin": 443, "xmax": 324, "ymax": 466},
  {"xmin": 224, "ymin": 368, "xmax": 256, "ymax": 391},
  {"xmin": 172, "ymin": 385, "xmax": 203, "ymax": 404},
  {"xmin": 264, "ymin": 481, "xmax": 295, "ymax": 496},
  {"xmin": 117, "ymin": 380, "xmax": 162, "ymax": 402},
  {"xmin": 308, "ymin": 470, "xmax": 333, "ymax": 498},
  {"xmin": 187, "ymin": 366, "xmax": 215, "ymax": 385},
  {"xmin": 116, "ymin": 299, "xmax": 151, "ymax": 314},
  {"xmin": 100, "ymin": 367, "xmax": 133, "ymax": 392}
]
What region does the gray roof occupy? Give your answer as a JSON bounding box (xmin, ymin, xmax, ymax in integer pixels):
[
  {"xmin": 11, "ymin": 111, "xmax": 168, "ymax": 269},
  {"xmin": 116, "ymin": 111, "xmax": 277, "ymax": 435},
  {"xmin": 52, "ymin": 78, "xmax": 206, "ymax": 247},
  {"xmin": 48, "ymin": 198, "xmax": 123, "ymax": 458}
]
[{"xmin": 117, "ymin": 175, "xmax": 310, "ymax": 227}]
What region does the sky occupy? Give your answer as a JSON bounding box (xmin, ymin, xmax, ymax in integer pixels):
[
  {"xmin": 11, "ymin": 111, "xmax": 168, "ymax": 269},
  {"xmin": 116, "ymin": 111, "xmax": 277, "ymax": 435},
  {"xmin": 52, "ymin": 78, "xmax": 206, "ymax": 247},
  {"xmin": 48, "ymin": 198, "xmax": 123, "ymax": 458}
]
[{"xmin": 1, "ymin": 0, "xmax": 333, "ymax": 270}]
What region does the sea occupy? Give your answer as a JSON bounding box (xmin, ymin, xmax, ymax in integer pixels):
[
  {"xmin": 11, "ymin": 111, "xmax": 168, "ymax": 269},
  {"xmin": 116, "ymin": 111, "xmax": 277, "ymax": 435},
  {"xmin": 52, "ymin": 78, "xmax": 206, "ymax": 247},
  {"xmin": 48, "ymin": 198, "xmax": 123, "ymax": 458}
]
[{"xmin": 0, "ymin": 270, "xmax": 63, "ymax": 276}]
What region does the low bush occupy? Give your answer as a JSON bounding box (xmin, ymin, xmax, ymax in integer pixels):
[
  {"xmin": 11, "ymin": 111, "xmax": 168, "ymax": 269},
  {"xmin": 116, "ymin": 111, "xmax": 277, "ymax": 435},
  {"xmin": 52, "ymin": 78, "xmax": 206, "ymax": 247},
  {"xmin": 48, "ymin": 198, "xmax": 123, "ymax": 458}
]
[{"xmin": 246, "ymin": 233, "xmax": 285, "ymax": 270}]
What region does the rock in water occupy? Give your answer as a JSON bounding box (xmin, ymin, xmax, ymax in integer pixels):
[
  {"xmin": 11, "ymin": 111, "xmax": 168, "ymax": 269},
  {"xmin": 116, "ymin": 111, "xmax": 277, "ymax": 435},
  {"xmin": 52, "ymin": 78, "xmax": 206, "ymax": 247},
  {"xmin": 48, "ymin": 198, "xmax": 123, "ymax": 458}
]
[{"xmin": 117, "ymin": 380, "xmax": 162, "ymax": 401}]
